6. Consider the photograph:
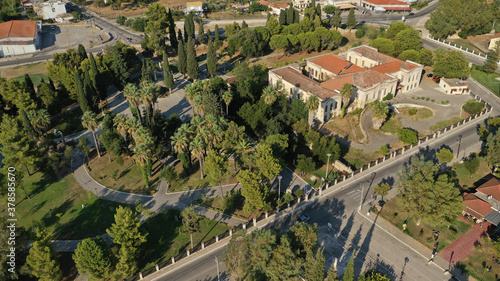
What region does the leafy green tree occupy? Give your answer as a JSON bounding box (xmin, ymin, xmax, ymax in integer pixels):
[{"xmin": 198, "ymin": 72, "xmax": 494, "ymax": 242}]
[
  {"xmin": 396, "ymin": 155, "xmax": 464, "ymax": 226},
  {"xmin": 331, "ymin": 9, "xmax": 342, "ymax": 30},
  {"xmin": 398, "ymin": 49, "xmax": 421, "ymax": 63},
  {"xmin": 374, "ymin": 182, "xmax": 391, "ymax": 200},
  {"xmin": 266, "ymin": 235, "xmax": 301, "ymax": 280},
  {"xmin": 204, "ymin": 150, "xmax": 229, "ymax": 196},
  {"xmin": 177, "ymin": 39, "xmax": 187, "ymax": 76},
  {"xmin": 77, "ymin": 137, "xmax": 90, "ymax": 159},
  {"xmin": 397, "ymin": 128, "xmax": 418, "ymax": 145},
  {"xmin": 394, "ymin": 27, "xmax": 422, "ymax": 55},
  {"xmin": 290, "ymin": 221, "xmax": 318, "ymax": 256},
  {"xmin": 111, "ymin": 46, "xmax": 130, "ymax": 88},
  {"xmin": 26, "ymin": 240, "xmax": 62, "ymax": 281},
  {"xmin": 436, "ymin": 148, "xmax": 454, "ymax": 163},
  {"xmin": 323, "ymin": 5, "xmax": 336, "ymax": 14},
  {"xmin": 73, "ymin": 237, "xmax": 112, "ymax": 279},
  {"xmin": 343, "ymin": 252, "xmax": 355, "ymax": 281},
  {"xmin": 181, "ymin": 206, "xmax": 201, "ymax": 249},
  {"xmin": 370, "ymin": 38, "xmax": 395, "ymax": 56},
  {"xmin": 433, "ymin": 49, "xmax": 470, "ymax": 79},
  {"xmin": 386, "ymin": 22, "xmax": 408, "ymax": 39},
  {"xmin": 238, "ymin": 169, "xmax": 268, "ymax": 212},
  {"xmin": 186, "ymin": 38, "xmax": 199, "ymax": 80},
  {"xmin": 255, "ymin": 144, "xmax": 281, "ymax": 181},
  {"xmin": 297, "ymin": 154, "xmax": 315, "ymax": 176},
  {"xmin": 82, "ymin": 111, "xmax": 101, "ymax": 158},
  {"xmin": 144, "ymin": 3, "xmax": 168, "ymax": 53},
  {"xmin": 419, "ymin": 49, "xmax": 434, "ymax": 66},
  {"xmin": 163, "ymin": 52, "xmax": 175, "ymax": 94},
  {"xmin": 346, "ymin": 8, "xmax": 356, "ymax": 31},
  {"xmin": 464, "ymin": 154, "xmax": 480, "ymax": 178},
  {"xmin": 207, "ymin": 39, "xmax": 218, "ymax": 76}
]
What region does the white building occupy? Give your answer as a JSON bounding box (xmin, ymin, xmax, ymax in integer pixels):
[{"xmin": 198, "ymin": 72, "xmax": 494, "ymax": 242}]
[
  {"xmin": 40, "ymin": 1, "xmax": 67, "ymax": 20},
  {"xmin": 0, "ymin": 20, "xmax": 41, "ymax": 57},
  {"xmin": 185, "ymin": 1, "xmax": 204, "ymax": 16}
]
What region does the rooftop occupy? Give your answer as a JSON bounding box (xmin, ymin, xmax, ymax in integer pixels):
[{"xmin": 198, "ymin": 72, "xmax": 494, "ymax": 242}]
[
  {"xmin": 272, "ymin": 67, "xmax": 337, "ymax": 99},
  {"xmin": 363, "ymin": 0, "xmax": 410, "ymax": 6},
  {"xmin": 321, "ymin": 69, "xmax": 395, "ymax": 91},
  {"xmin": 441, "ymin": 78, "xmax": 468, "ymax": 87},
  {"xmin": 463, "ymin": 193, "xmax": 492, "ymax": 219},
  {"xmin": 309, "ymin": 54, "xmax": 351, "ymax": 75},
  {"xmin": 476, "ymin": 177, "xmax": 500, "ymax": 201},
  {"xmin": 0, "ymin": 20, "xmax": 38, "ymax": 40},
  {"xmin": 350, "ymin": 45, "xmax": 396, "ymax": 64},
  {"xmin": 371, "ymin": 60, "xmax": 418, "ymax": 74}
]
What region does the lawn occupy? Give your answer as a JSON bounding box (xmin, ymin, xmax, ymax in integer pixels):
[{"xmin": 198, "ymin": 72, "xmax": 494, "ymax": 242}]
[
  {"xmin": 458, "ymin": 239, "xmax": 500, "ymax": 281},
  {"xmin": 452, "ymin": 157, "xmax": 492, "ymax": 189},
  {"xmin": 48, "ymin": 107, "xmax": 85, "ymax": 137},
  {"xmin": 138, "ymin": 209, "xmax": 229, "ymax": 271},
  {"xmin": 344, "ymin": 147, "xmax": 382, "ymax": 170},
  {"xmin": 398, "ymin": 107, "xmax": 434, "ymax": 120},
  {"xmin": 0, "ymin": 172, "xmax": 125, "ymax": 240},
  {"xmin": 429, "ymin": 116, "xmax": 463, "ymax": 132},
  {"xmin": 448, "ymin": 39, "xmax": 484, "ymax": 54},
  {"xmin": 168, "ymin": 159, "xmax": 239, "ymax": 192},
  {"xmin": 471, "ymin": 66, "xmax": 500, "ymax": 97},
  {"xmin": 88, "ymin": 150, "xmax": 162, "ymax": 195},
  {"xmin": 323, "ymin": 112, "xmax": 365, "ymax": 143},
  {"xmin": 0, "ymin": 61, "xmax": 48, "ymax": 82},
  {"xmin": 379, "ymin": 116, "xmax": 402, "ymax": 134},
  {"xmin": 379, "ymin": 198, "xmax": 471, "ymax": 253},
  {"xmin": 12, "ymin": 73, "xmax": 50, "ymax": 87}
]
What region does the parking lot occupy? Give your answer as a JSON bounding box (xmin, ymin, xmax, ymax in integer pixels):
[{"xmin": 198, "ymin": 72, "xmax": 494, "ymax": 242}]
[{"xmin": 40, "ymin": 24, "xmax": 109, "ymax": 52}]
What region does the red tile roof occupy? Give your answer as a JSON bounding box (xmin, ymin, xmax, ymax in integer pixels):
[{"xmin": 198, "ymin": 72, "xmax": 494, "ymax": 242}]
[
  {"xmin": 259, "ymin": 0, "xmax": 289, "ymax": 9},
  {"xmin": 310, "ymin": 54, "xmax": 352, "ymax": 76},
  {"xmin": 371, "ymin": 60, "xmax": 418, "ymax": 74},
  {"xmin": 364, "ymin": 0, "xmax": 409, "ymax": 6},
  {"xmin": 0, "ymin": 20, "xmax": 37, "ymax": 40},
  {"xmin": 340, "ymin": 64, "xmax": 364, "ymax": 75},
  {"xmin": 383, "ymin": 6, "xmax": 411, "ymax": 10},
  {"xmin": 321, "ymin": 75, "xmax": 353, "ymax": 92},
  {"xmin": 351, "ymin": 45, "xmax": 396, "ymax": 64},
  {"xmin": 321, "ymin": 69, "xmax": 395, "ymax": 91},
  {"xmin": 272, "ymin": 67, "xmax": 337, "ymax": 99},
  {"xmin": 477, "ymin": 177, "xmax": 500, "ymax": 201},
  {"xmin": 463, "ymin": 193, "xmax": 492, "ymax": 219}
]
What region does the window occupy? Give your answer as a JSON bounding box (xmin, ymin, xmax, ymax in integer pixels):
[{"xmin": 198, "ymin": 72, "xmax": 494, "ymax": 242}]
[{"xmin": 362, "ymin": 60, "xmax": 364, "ymax": 67}]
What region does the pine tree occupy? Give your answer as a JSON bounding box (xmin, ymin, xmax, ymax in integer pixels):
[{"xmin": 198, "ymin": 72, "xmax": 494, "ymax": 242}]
[
  {"xmin": 207, "ymin": 39, "xmax": 218, "ymax": 76},
  {"xmin": 75, "ymin": 71, "xmax": 90, "ymax": 113},
  {"xmin": 107, "ymin": 206, "xmax": 147, "ymax": 248},
  {"xmin": 167, "ymin": 9, "xmax": 178, "ymax": 51},
  {"xmin": 346, "ymin": 8, "xmax": 356, "ymax": 31},
  {"xmin": 198, "ymin": 20, "xmax": 205, "ymax": 44},
  {"xmin": 279, "ymin": 10, "xmax": 286, "ymax": 25},
  {"xmin": 326, "ymin": 262, "xmax": 339, "ymax": 281},
  {"xmin": 73, "ymin": 237, "xmax": 112, "ymax": 279},
  {"xmin": 163, "ymin": 52, "xmax": 175, "ymax": 94},
  {"xmin": 177, "ymin": 39, "xmax": 187, "ymax": 76},
  {"xmin": 343, "ymin": 252, "xmax": 355, "ymax": 281},
  {"xmin": 214, "ymin": 24, "xmax": 222, "ymax": 49},
  {"xmin": 26, "ymin": 241, "xmax": 62, "ymax": 281},
  {"xmin": 186, "ymin": 38, "xmax": 200, "ymax": 81}
]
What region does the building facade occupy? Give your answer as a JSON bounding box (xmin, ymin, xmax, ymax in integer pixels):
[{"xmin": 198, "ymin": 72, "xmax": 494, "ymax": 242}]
[
  {"xmin": 0, "ymin": 20, "xmax": 41, "ymax": 57},
  {"xmin": 439, "ymin": 78, "xmax": 470, "ymax": 95},
  {"xmin": 40, "ymin": 1, "xmax": 67, "ymax": 20},
  {"xmin": 361, "ymin": 0, "xmax": 411, "ymax": 11},
  {"xmin": 186, "ymin": 1, "xmax": 204, "ymax": 15}
]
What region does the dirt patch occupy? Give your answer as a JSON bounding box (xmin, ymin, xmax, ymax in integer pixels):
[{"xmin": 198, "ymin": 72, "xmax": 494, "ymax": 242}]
[
  {"xmin": 451, "ymin": 34, "xmax": 498, "ymax": 53},
  {"xmin": 321, "ymin": 112, "xmax": 365, "ymax": 143},
  {"xmin": 87, "ymin": 0, "xmax": 193, "ymax": 19}
]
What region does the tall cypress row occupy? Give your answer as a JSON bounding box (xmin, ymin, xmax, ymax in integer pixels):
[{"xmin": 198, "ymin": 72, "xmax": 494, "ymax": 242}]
[
  {"xmin": 177, "ymin": 39, "xmax": 187, "ymax": 76},
  {"xmin": 83, "ymin": 69, "xmax": 98, "ymax": 112},
  {"xmin": 75, "ymin": 71, "xmax": 90, "ymax": 113},
  {"xmin": 167, "ymin": 9, "xmax": 178, "ymax": 51},
  {"xmin": 214, "ymin": 24, "xmax": 221, "ymax": 49},
  {"xmin": 163, "ymin": 52, "xmax": 175, "ymax": 94},
  {"xmin": 207, "ymin": 39, "xmax": 218, "ymax": 77},
  {"xmin": 186, "ymin": 38, "xmax": 199, "ymax": 81},
  {"xmin": 198, "ymin": 20, "xmax": 205, "ymax": 44}
]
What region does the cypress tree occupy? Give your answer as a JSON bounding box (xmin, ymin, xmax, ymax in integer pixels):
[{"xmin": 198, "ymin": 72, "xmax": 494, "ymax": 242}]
[
  {"xmin": 23, "ymin": 74, "xmax": 40, "ymax": 108},
  {"xmin": 287, "ymin": 8, "xmax": 294, "ymax": 25},
  {"xmin": 206, "ymin": 29, "xmax": 212, "ymax": 42},
  {"xmin": 207, "ymin": 39, "xmax": 218, "ymax": 77},
  {"xmin": 214, "ymin": 24, "xmax": 221, "ymax": 49},
  {"xmin": 177, "ymin": 39, "xmax": 187, "ymax": 76},
  {"xmin": 83, "ymin": 69, "xmax": 98, "ymax": 112},
  {"xmin": 294, "ymin": 9, "xmax": 300, "ymax": 23},
  {"xmin": 326, "ymin": 262, "xmax": 338, "ymax": 281},
  {"xmin": 167, "ymin": 9, "xmax": 178, "ymax": 51},
  {"xmin": 186, "ymin": 38, "xmax": 200, "ymax": 81},
  {"xmin": 242, "ymin": 20, "xmax": 248, "ymax": 29},
  {"xmin": 198, "ymin": 20, "xmax": 205, "ymax": 44},
  {"xmin": 184, "ymin": 13, "xmax": 195, "ymax": 40},
  {"xmin": 279, "ymin": 10, "xmax": 286, "ymax": 25},
  {"xmin": 88, "ymin": 52, "xmax": 107, "ymax": 101},
  {"xmin": 316, "ymin": 3, "xmax": 322, "ymax": 18},
  {"xmin": 78, "ymin": 44, "xmax": 88, "ymax": 59},
  {"xmin": 343, "ymin": 252, "xmax": 355, "ymax": 281},
  {"xmin": 177, "ymin": 29, "xmax": 184, "ymax": 44},
  {"xmin": 20, "ymin": 109, "xmax": 36, "ymax": 139},
  {"xmin": 346, "ymin": 8, "xmax": 356, "ymax": 31},
  {"xmin": 48, "ymin": 77, "xmax": 56, "ymax": 91},
  {"xmin": 163, "ymin": 52, "xmax": 175, "ymax": 94},
  {"xmin": 75, "ymin": 71, "xmax": 90, "ymax": 113}
]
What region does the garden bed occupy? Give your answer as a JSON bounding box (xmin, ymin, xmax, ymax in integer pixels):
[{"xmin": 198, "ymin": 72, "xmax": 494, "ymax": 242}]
[
  {"xmin": 379, "ymin": 116, "xmax": 402, "ymax": 134},
  {"xmin": 397, "ymin": 107, "xmax": 434, "ymax": 120},
  {"xmin": 322, "ymin": 111, "xmax": 365, "ymax": 143}
]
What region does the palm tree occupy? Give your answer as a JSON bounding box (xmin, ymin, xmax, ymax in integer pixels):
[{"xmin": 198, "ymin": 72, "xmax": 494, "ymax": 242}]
[
  {"xmin": 222, "ymin": 91, "xmax": 232, "ymax": 116},
  {"xmin": 340, "ymin": 83, "xmax": 354, "ymax": 117},
  {"xmin": 190, "ymin": 135, "xmax": 206, "ymax": 179},
  {"xmin": 82, "ymin": 111, "xmax": 101, "ymax": 158},
  {"xmin": 234, "ymin": 137, "xmax": 253, "ymax": 171},
  {"xmin": 306, "ymin": 95, "xmax": 319, "ymax": 128},
  {"xmin": 172, "ymin": 124, "xmax": 193, "ymax": 165},
  {"xmin": 185, "ymin": 81, "xmax": 203, "ymax": 115},
  {"xmin": 139, "ymin": 81, "xmax": 160, "ymax": 125},
  {"xmin": 114, "ymin": 114, "xmax": 130, "ymax": 145},
  {"xmin": 27, "ymin": 109, "xmax": 50, "ymax": 137},
  {"xmin": 133, "ymin": 143, "xmax": 153, "ymax": 187},
  {"xmin": 372, "ymin": 101, "xmax": 389, "ymax": 129},
  {"xmin": 262, "ymin": 86, "xmax": 277, "ymax": 105},
  {"xmin": 190, "ymin": 116, "xmax": 205, "ymax": 135},
  {"xmin": 127, "ymin": 117, "xmax": 141, "ymax": 141},
  {"xmin": 123, "ymin": 83, "xmax": 142, "ymax": 122}
]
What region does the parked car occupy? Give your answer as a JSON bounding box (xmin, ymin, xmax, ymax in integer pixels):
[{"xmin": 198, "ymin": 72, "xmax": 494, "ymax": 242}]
[
  {"xmin": 427, "ymin": 73, "xmax": 433, "ymax": 78},
  {"xmin": 432, "ymin": 77, "xmax": 440, "ymax": 82},
  {"xmin": 296, "ymin": 215, "xmax": 310, "ymax": 224},
  {"xmin": 50, "ymin": 26, "xmax": 55, "ymax": 30}
]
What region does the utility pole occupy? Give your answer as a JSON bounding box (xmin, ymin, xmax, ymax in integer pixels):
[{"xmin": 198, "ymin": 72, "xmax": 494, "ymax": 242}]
[
  {"xmin": 359, "ymin": 182, "xmax": 364, "ymax": 211},
  {"xmin": 326, "ymin": 153, "xmax": 332, "ymax": 179},
  {"xmin": 456, "ymin": 135, "xmax": 462, "ymax": 159}
]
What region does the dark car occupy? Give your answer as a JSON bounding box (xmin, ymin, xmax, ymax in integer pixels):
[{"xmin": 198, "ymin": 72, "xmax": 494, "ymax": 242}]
[
  {"xmin": 427, "ymin": 73, "xmax": 433, "ymax": 78},
  {"xmin": 296, "ymin": 215, "xmax": 310, "ymax": 224}
]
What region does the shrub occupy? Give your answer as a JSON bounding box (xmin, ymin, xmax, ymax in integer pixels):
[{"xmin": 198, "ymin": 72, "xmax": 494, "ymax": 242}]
[
  {"xmin": 294, "ymin": 189, "xmax": 304, "ymax": 198},
  {"xmin": 425, "ymin": 97, "xmax": 430, "ymax": 101},
  {"xmin": 379, "ymin": 145, "xmax": 390, "ymax": 155},
  {"xmin": 382, "ymin": 93, "xmax": 393, "ymax": 101},
  {"xmin": 111, "ymin": 171, "xmax": 118, "ymax": 180},
  {"xmin": 458, "ymin": 30, "xmax": 468, "ymax": 39},
  {"xmin": 161, "ymin": 165, "xmax": 178, "ymax": 182},
  {"xmin": 116, "ymin": 15, "xmax": 127, "ymax": 25},
  {"xmin": 177, "ymin": 152, "xmax": 191, "ymax": 172},
  {"xmin": 355, "ymin": 29, "xmax": 365, "ymax": 38},
  {"xmin": 463, "ymin": 100, "xmax": 484, "ymax": 115},
  {"xmin": 408, "ymin": 108, "xmax": 417, "ymax": 115},
  {"xmin": 431, "ymin": 99, "xmax": 435, "ymax": 102},
  {"xmin": 397, "ymin": 128, "xmax": 418, "ymax": 144}
]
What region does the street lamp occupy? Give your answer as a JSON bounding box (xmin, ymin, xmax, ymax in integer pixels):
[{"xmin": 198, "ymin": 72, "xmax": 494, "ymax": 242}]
[
  {"xmin": 215, "ymin": 256, "xmax": 220, "ymax": 281},
  {"xmin": 325, "ymin": 153, "xmax": 332, "ymax": 179},
  {"xmin": 456, "ymin": 135, "xmax": 462, "ymax": 159},
  {"xmin": 278, "ymin": 175, "xmax": 282, "ymax": 202}
]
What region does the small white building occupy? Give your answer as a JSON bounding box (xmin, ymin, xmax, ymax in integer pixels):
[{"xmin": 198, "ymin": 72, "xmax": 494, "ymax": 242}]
[
  {"xmin": 361, "ymin": 0, "xmax": 410, "ymax": 12},
  {"xmin": 439, "ymin": 78, "xmax": 470, "ymax": 95},
  {"xmin": 0, "ymin": 20, "xmax": 41, "ymax": 57},
  {"xmin": 40, "ymin": 1, "xmax": 67, "ymax": 20},
  {"xmin": 185, "ymin": 1, "xmax": 204, "ymax": 16}
]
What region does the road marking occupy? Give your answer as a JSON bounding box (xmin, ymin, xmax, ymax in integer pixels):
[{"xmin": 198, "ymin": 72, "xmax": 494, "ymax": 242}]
[{"xmin": 347, "ymin": 190, "xmax": 357, "ymax": 196}]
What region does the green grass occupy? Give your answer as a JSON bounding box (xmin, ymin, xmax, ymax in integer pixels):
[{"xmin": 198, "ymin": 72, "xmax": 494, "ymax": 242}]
[
  {"xmin": 195, "ymin": 193, "xmax": 254, "ymax": 220},
  {"xmin": 49, "ymin": 107, "xmax": 85, "ymax": 137},
  {"xmin": 448, "ymin": 39, "xmax": 484, "ymax": 54},
  {"xmin": 471, "ymin": 67, "xmax": 500, "ymax": 97},
  {"xmin": 344, "ymin": 147, "xmax": 382, "ymax": 170},
  {"xmin": 452, "ymin": 157, "xmax": 492, "ymax": 190},
  {"xmin": 379, "ymin": 198, "xmax": 471, "ymax": 252},
  {"xmin": 458, "ymin": 238, "xmax": 500, "ymax": 281},
  {"xmin": 429, "ymin": 116, "xmax": 463, "ymax": 132},
  {"xmin": 398, "ymin": 107, "xmax": 434, "ymax": 120},
  {"xmin": 380, "ymin": 117, "xmax": 402, "ymax": 134},
  {"xmin": 138, "ymin": 209, "xmax": 229, "ymax": 271},
  {"xmin": 0, "ymin": 172, "xmax": 125, "ymax": 240},
  {"xmin": 12, "ymin": 73, "xmax": 49, "ymax": 86}
]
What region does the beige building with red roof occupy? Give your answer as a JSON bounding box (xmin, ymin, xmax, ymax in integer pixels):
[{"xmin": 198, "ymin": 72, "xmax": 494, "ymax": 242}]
[
  {"xmin": 346, "ymin": 45, "xmax": 423, "ymax": 93},
  {"xmin": 463, "ymin": 177, "xmax": 500, "ymax": 225},
  {"xmin": 361, "ymin": 0, "xmax": 411, "ymax": 11},
  {"xmin": 0, "ymin": 20, "xmax": 41, "ymax": 57},
  {"xmin": 260, "ymin": 0, "xmax": 289, "ymax": 14}
]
